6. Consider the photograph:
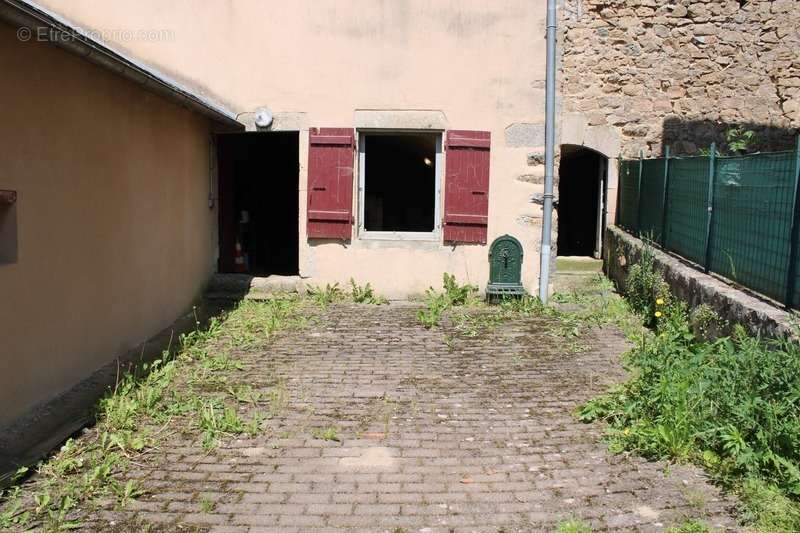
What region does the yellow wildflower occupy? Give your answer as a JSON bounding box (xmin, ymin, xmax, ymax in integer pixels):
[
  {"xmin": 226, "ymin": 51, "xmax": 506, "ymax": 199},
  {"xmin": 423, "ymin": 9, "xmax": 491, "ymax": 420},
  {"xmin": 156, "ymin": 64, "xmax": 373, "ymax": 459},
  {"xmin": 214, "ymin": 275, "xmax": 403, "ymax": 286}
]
[
  {"xmin": 656, "ymin": 298, "xmax": 664, "ymax": 305},
  {"xmin": 655, "ymin": 311, "xmax": 662, "ymax": 318}
]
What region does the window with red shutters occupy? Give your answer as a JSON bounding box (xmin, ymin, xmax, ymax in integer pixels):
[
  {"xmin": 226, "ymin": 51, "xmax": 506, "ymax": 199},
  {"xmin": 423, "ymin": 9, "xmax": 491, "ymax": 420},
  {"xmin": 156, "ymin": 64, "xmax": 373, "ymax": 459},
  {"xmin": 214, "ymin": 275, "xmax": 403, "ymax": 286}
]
[
  {"xmin": 443, "ymin": 130, "xmax": 491, "ymax": 244},
  {"xmin": 307, "ymin": 128, "xmax": 355, "ymax": 240}
]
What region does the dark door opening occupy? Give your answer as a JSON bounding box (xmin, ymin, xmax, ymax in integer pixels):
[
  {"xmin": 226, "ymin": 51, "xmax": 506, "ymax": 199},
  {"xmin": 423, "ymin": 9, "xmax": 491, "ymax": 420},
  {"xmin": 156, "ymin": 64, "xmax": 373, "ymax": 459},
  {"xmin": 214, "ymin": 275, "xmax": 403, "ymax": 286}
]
[
  {"xmin": 218, "ymin": 132, "xmax": 299, "ymax": 275},
  {"xmin": 557, "ymin": 145, "xmax": 607, "ymax": 257}
]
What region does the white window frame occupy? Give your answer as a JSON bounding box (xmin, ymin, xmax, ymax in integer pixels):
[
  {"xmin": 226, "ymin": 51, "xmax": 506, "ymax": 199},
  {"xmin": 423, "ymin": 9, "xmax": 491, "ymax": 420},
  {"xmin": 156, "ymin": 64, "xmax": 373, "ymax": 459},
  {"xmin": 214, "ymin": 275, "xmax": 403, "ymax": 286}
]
[{"xmin": 357, "ymin": 129, "xmax": 443, "ymax": 241}]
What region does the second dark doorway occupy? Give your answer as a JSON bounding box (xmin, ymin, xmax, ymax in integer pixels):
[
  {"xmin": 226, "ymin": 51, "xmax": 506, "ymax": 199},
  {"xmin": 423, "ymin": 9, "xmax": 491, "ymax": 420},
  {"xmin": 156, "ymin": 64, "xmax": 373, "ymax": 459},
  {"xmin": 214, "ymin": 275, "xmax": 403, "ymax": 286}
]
[
  {"xmin": 557, "ymin": 145, "xmax": 606, "ymax": 258},
  {"xmin": 218, "ymin": 132, "xmax": 299, "ymax": 276}
]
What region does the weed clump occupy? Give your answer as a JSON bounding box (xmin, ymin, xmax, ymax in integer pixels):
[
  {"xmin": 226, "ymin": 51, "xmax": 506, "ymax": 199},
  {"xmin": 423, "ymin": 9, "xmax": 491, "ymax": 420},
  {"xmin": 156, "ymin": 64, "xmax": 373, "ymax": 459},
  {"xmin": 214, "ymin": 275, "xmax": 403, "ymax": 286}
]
[
  {"xmin": 624, "ymin": 241, "xmax": 668, "ymax": 326},
  {"xmin": 556, "ymin": 518, "xmax": 592, "ymax": 533},
  {"xmin": 307, "ymin": 279, "xmax": 389, "ymax": 307},
  {"xmin": 306, "ymin": 282, "xmax": 342, "ymax": 307},
  {"xmin": 0, "ymin": 297, "xmax": 305, "ymax": 531},
  {"xmin": 666, "ymin": 520, "xmax": 710, "ymax": 533},
  {"xmin": 417, "ymin": 273, "xmax": 480, "ymax": 328},
  {"xmin": 349, "ymin": 278, "xmax": 388, "ymax": 305},
  {"xmin": 581, "ymin": 257, "xmax": 800, "ymax": 530},
  {"xmin": 311, "ymin": 426, "xmax": 340, "ymax": 442}
]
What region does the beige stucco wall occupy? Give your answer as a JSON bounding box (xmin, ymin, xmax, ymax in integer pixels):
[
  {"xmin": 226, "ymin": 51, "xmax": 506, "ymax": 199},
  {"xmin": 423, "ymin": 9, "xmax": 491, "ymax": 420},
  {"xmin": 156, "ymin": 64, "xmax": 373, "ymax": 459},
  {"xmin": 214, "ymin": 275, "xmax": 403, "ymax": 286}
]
[
  {"xmin": 35, "ymin": 0, "xmax": 551, "ymax": 297},
  {"xmin": 0, "ymin": 23, "xmax": 216, "ymax": 425}
]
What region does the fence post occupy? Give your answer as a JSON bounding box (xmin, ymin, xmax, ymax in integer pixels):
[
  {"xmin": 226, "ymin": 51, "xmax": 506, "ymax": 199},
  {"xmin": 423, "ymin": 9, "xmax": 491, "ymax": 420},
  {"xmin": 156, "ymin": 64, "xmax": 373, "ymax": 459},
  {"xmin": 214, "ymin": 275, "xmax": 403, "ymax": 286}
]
[
  {"xmin": 636, "ymin": 150, "xmax": 644, "ymax": 236},
  {"xmin": 703, "ymin": 143, "xmax": 716, "ymax": 273},
  {"xmin": 784, "ymin": 135, "xmax": 800, "ymax": 307},
  {"xmin": 616, "ymin": 154, "xmax": 623, "ymax": 227},
  {"xmin": 660, "ymin": 146, "xmax": 670, "ymax": 247}
]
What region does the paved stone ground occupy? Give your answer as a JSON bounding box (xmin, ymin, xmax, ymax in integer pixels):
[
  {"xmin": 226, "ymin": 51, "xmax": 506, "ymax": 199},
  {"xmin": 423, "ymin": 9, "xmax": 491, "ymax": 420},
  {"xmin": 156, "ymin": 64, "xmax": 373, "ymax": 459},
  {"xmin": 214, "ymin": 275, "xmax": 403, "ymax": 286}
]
[{"xmin": 96, "ymin": 301, "xmax": 739, "ymax": 532}]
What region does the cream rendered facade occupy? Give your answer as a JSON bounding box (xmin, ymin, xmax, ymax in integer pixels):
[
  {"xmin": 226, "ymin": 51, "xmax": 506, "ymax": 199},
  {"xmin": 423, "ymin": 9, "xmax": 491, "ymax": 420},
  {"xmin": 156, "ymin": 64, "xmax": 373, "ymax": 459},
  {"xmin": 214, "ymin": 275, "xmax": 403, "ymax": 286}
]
[
  {"xmin": 0, "ymin": 17, "xmax": 228, "ymax": 444},
  {"xmin": 3, "ymin": 0, "xmax": 625, "ymax": 468},
  {"xmin": 34, "ymin": 0, "xmax": 562, "ymax": 298}
]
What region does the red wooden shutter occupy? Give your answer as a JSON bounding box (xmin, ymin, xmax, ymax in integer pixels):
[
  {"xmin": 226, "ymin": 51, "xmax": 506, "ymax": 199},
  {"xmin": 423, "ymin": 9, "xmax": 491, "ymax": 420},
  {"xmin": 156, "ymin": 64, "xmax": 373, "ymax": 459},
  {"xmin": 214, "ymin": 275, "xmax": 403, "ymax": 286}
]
[
  {"xmin": 307, "ymin": 128, "xmax": 355, "ymax": 240},
  {"xmin": 443, "ymin": 130, "xmax": 491, "ymax": 244}
]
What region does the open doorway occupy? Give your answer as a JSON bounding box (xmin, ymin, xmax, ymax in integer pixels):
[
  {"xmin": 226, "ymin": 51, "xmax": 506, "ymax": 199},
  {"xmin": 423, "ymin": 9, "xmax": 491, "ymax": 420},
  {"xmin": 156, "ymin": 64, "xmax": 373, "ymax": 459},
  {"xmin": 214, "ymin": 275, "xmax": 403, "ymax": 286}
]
[
  {"xmin": 218, "ymin": 132, "xmax": 299, "ymax": 275},
  {"xmin": 557, "ymin": 145, "xmax": 607, "ymax": 258}
]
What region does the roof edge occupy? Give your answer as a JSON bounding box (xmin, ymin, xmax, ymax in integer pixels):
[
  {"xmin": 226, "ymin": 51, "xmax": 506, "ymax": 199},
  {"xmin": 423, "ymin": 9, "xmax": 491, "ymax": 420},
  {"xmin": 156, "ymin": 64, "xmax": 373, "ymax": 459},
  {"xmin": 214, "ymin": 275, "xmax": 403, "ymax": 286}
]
[{"xmin": 0, "ymin": 0, "xmax": 243, "ymax": 130}]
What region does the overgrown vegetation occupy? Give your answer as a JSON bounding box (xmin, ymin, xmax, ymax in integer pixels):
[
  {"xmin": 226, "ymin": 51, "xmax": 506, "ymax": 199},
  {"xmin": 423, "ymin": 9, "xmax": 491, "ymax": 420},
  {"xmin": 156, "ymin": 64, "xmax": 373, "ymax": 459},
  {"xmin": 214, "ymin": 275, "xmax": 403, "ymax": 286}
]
[
  {"xmin": 666, "ymin": 520, "xmax": 711, "ymax": 533},
  {"xmin": 699, "ymin": 126, "xmax": 760, "ymax": 156},
  {"xmin": 348, "ymin": 278, "xmax": 388, "ymax": 305},
  {"xmin": 417, "ymin": 272, "xmax": 637, "ymax": 363},
  {"xmin": 555, "ymin": 518, "xmax": 592, "ymax": 533},
  {"xmin": 580, "ymin": 249, "xmax": 800, "ymax": 532},
  {"xmin": 417, "ymin": 273, "xmax": 482, "ymax": 328},
  {"xmin": 623, "ymin": 243, "xmax": 668, "ymax": 327},
  {"xmin": 0, "ymin": 295, "xmax": 307, "ymax": 531},
  {"xmin": 0, "ymin": 279, "xmax": 394, "ymax": 531},
  {"xmin": 311, "ymin": 426, "xmax": 340, "ymax": 442},
  {"xmin": 726, "ymin": 127, "xmax": 760, "ymax": 155},
  {"xmin": 306, "ymin": 279, "xmax": 389, "ymax": 307},
  {"xmin": 306, "ymin": 282, "xmax": 342, "ymax": 307}
]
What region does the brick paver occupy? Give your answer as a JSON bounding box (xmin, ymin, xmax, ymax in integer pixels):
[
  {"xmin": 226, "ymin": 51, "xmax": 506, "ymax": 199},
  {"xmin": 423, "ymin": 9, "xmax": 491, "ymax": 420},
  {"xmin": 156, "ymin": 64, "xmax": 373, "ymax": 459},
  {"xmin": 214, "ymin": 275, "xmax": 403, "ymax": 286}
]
[{"xmin": 98, "ymin": 302, "xmax": 739, "ymax": 532}]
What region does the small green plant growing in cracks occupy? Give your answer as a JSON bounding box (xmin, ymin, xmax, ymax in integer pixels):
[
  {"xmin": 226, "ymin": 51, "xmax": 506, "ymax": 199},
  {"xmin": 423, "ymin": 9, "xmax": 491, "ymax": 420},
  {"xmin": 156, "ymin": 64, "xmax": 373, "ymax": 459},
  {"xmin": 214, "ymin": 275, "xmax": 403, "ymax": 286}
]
[
  {"xmin": 200, "ymin": 496, "xmax": 216, "ymax": 513},
  {"xmin": 307, "ymin": 283, "xmax": 342, "ymax": 307},
  {"xmin": 349, "ymin": 278, "xmax": 388, "ymax": 305},
  {"xmin": 666, "ymin": 520, "xmax": 710, "ymax": 533},
  {"xmin": 556, "ymin": 518, "xmax": 592, "ymax": 533},
  {"xmin": 312, "ymin": 426, "xmax": 340, "ymax": 442},
  {"xmin": 417, "ymin": 273, "xmax": 480, "ymax": 328}
]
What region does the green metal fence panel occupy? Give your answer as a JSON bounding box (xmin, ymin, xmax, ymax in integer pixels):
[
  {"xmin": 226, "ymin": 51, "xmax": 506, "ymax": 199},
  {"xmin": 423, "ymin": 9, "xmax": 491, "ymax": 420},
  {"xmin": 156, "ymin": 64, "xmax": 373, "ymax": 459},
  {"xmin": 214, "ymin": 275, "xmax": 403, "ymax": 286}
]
[
  {"xmin": 791, "ymin": 224, "xmax": 800, "ymax": 308},
  {"xmin": 791, "ymin": 242, "xmax": 800, "ymax": 308},
  {"xmin": 788, "ymin": 147, "xmax": 800, "ymax": 308},
  {"xmin": 618, "ymin": 159, "xmax": 639, "ymax": 232},
  {"xmin": 664, "ymin": 157, "xmax": 711, "ymax": 266},
  {"xmin": 638, "ymin": 158, "xmax": 667, "ymax": 241},
  {"xmin": 709, "ymin": 151, "xmax": 797, "ymax": 302},
  {"xmin": 616, "ymin": 143, "xmax": 800, "ymax": 308}
]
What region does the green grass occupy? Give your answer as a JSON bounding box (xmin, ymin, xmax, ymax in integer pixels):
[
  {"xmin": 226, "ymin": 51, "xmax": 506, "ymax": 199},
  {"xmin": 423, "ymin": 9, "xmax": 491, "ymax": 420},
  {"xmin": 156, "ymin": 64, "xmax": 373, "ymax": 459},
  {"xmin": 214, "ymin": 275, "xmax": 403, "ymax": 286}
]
[
  {"xmin": 740, "ymin": 478, "xmax": 800, "ymax": 533},
  {"xmin": 306, "ymin": 280, "xmax": 390, "ymax": 307},
  {"xmin": 348, "ymin": 278, "xmax": 389, "ymax": 305},
  {"xmin": 0, "ymin": 296, "xmax": 307, "ymax": 531},
  {"xmin": 417, "ymin": 273, "xmax": 482, "ymax": 328},
  {"xmin": 416, "ymin": 271, "xmax": 637, "ymax": 359},
  {"xmin": 666, "ymin": 520, "xmax": 710, "ymax": 533},
  {"xmin": 306, "ymin": 282, "xmax": 343, "ymax": 307},
  {"xmin": 556, "ymin": 518, "xmax": 592, "ymax": 533},
  {"xmin": 579, "ymin": 253, "xmax": 800, "ymax": 532},
  {"xmin": 555, "ymin": 257, "xmax": 603, "ymax": 272},
  {"xmin": 311, "ymin": 426, "xmax": 340, "ymax": 442},
  {"xmin": 199, "ymin": 496, "xmax": 216, "ymax": 513}
]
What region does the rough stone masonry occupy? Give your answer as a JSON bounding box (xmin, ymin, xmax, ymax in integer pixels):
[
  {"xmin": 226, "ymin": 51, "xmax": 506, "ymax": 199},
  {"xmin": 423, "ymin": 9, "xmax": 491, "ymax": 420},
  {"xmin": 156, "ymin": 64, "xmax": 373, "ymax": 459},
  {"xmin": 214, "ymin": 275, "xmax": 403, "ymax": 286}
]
[{"xmin": 561, "ymin": 0, "xmax": 800, "ymax": 156}]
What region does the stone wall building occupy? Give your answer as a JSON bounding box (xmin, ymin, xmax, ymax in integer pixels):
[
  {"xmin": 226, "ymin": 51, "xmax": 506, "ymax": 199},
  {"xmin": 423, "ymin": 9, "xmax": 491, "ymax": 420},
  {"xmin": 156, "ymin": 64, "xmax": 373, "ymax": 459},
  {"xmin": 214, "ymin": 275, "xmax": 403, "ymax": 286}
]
[{"xmin": 561, "ymin": 0, "xmax": 800, "ymax": 157}]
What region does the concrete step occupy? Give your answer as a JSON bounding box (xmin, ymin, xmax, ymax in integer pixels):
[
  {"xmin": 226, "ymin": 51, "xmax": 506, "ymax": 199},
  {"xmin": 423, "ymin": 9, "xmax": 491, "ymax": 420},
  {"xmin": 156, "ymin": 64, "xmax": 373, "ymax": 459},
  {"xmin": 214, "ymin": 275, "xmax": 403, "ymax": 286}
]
[
  {"xmin": 205, "ymin": 274, "xmax": 306, "ymax": 300},
  {"xmin": 555, "ymin": 256, "xmax": 603, "ymax": 273}
]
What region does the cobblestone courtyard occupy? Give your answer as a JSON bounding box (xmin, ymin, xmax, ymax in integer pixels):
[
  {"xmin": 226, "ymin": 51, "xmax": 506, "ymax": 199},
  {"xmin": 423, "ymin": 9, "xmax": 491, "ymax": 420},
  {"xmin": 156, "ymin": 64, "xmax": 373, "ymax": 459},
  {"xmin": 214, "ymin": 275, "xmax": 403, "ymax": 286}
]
[{"xmin": 90, "ymin": 297, "xmax": 739, "ymax": 533}]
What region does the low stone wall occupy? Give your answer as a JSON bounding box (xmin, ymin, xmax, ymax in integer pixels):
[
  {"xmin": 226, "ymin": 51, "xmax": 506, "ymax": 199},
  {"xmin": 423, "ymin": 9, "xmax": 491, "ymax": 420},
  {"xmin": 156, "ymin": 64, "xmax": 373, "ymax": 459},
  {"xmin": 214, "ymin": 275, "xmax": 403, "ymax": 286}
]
[{"xmin": 604, "ymin": 226, "xmax": 794, "ymax": 339}]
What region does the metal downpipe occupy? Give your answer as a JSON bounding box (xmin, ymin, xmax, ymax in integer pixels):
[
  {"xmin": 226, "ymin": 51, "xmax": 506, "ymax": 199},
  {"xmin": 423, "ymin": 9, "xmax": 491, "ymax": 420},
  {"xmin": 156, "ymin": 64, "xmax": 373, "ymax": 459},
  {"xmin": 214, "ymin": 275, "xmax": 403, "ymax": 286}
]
[{"xmin": 538, "ymin": 0, "xmax": 558, "ymax": 302}]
